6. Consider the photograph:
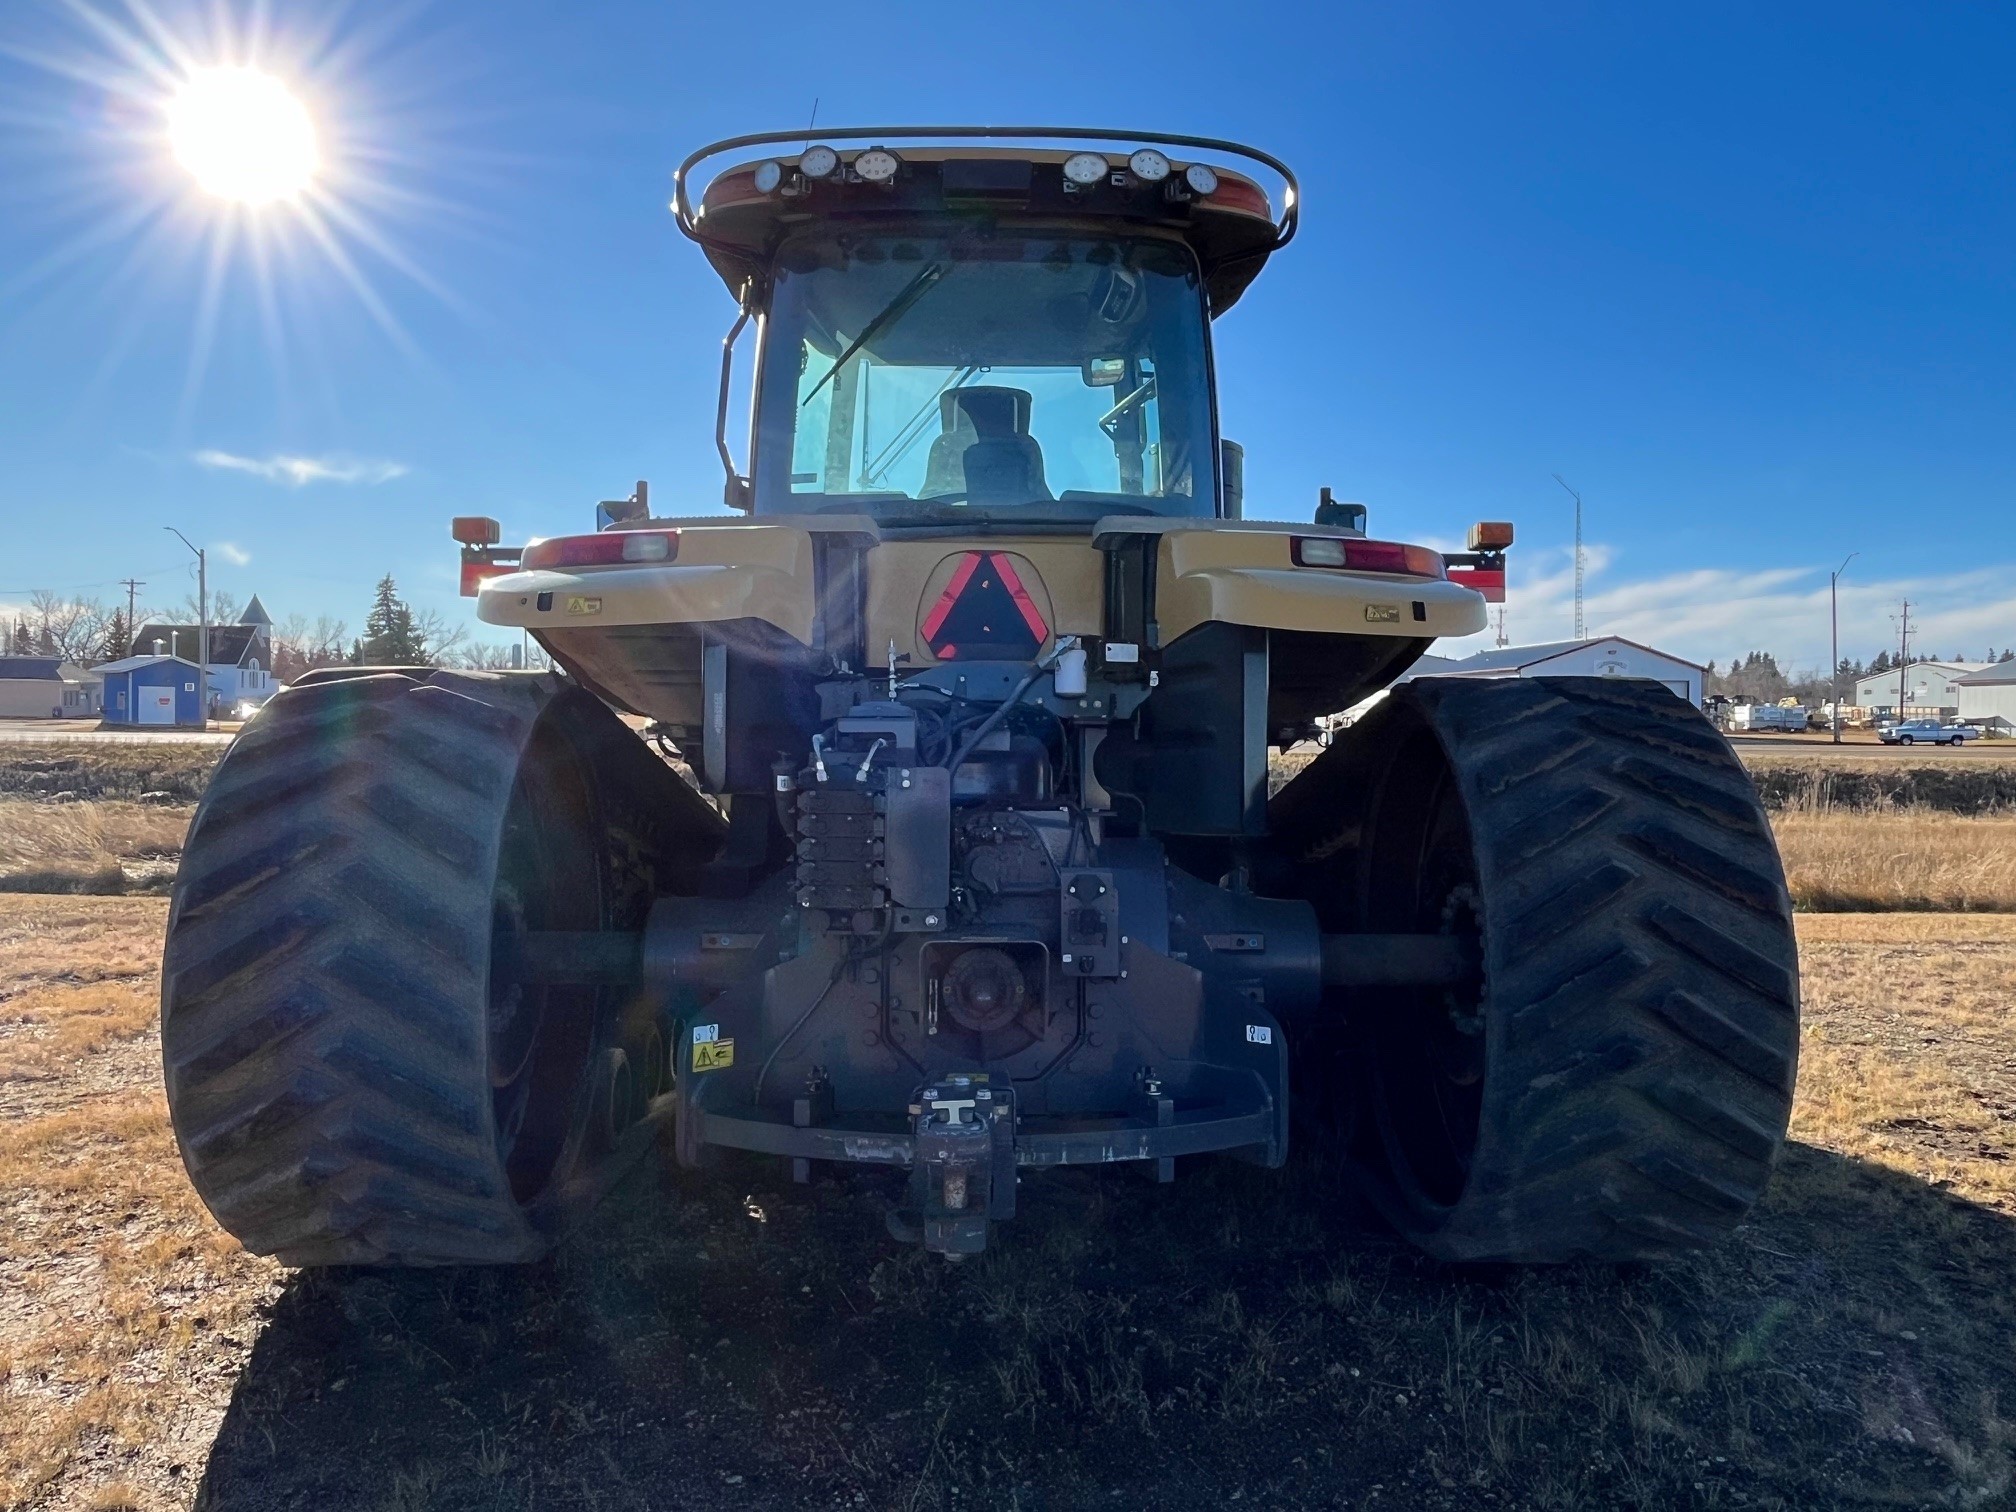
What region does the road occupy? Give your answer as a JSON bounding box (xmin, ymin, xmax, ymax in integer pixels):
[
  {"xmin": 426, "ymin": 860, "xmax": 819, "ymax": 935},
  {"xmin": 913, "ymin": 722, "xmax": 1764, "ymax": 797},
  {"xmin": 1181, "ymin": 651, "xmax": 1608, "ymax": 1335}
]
[
  {"xmin": 1728, "ymin": 734, "xmax": 2016, "ymax": 761},
  {"xmin": 0, "ymin": 720, "xmax": 232, "ymax": 746}
]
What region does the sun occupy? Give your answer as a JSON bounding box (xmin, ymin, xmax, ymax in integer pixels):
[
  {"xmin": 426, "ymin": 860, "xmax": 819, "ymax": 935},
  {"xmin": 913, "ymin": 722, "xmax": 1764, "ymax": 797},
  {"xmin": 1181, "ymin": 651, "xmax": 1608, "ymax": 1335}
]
[{"xmin": 168, "ymin": 67, "xmax": 319, "ymax": 205}]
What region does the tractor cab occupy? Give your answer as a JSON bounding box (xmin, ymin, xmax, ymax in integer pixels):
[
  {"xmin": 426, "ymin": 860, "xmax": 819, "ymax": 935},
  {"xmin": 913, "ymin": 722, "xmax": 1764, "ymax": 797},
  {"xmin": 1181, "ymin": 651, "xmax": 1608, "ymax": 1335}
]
[{"xmin": 674, "ymin": 130, "xmax": 1298, "ymax": 523}]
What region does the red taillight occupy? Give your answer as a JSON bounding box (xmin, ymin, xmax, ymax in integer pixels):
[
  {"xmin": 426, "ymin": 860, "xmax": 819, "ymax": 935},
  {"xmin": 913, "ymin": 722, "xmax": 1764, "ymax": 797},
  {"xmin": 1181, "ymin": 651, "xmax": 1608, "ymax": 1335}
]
[
  {"xmin": 700, "ymin": 168, "xmax": 766, "ymax": 218},
  {"xmin": 1292, "ymin": 537, "xmax": 1445, "ymax": 578},
  {"xmin": 1200, "ymin": 174, "xmax": 1273, "ymax": 221},
  {"xmin": 520, "ymin": 531, "xmax": 678, "ymax": 571},
  {"xmin": 1448, "ymin": 566, "xmax": 1506, "ymax": 603}
]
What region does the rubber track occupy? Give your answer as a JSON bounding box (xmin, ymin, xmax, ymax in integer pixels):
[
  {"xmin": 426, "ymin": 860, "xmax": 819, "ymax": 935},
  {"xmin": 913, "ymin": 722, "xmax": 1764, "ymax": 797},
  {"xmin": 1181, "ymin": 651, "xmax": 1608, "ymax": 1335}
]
[
  {"xmin": 161, "ymin": 671, "xmax": 665, "ymax": 1266},
  {"xmin": 1276, "ymin": 677, "xmax": 1799, "ymax": 1263}
]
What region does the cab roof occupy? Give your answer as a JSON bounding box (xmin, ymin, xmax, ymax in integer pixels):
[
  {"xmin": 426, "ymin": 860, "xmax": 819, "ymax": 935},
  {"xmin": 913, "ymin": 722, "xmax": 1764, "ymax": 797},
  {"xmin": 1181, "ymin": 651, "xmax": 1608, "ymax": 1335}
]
[{"xmin": 673, "ymin": 129, "xmax": 1298, "ymax": 317}]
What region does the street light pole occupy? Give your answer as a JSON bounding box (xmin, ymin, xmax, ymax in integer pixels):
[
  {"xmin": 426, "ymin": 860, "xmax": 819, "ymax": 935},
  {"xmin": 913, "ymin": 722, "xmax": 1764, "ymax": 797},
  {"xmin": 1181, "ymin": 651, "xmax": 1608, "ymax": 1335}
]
[
  {"xmin": 165, "ymin": 528, "xmax": 208, "ymax": 724},
  {"xmin": 1552, "ymin": 474, "xmax": 1585, "ymax": 640},
  {"xmin": 1830, "ymin": 552, "xmax": 1857, "ymax": 744}
]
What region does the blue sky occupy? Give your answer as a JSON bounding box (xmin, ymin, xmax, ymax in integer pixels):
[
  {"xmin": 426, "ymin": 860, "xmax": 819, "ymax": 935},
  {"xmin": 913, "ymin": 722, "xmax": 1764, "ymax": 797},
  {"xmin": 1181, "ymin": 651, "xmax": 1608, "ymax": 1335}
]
[{"xmin": 2, "ymin": 0, "xmax": 2011, "ymax": 668}]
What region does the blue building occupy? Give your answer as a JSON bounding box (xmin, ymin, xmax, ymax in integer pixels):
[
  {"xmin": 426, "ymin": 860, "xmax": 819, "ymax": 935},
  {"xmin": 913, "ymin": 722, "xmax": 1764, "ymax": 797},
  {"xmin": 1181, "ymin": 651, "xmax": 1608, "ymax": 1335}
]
[{"xmin": 97, "ymin": 654, "xmax": 205, "ymax": 727}]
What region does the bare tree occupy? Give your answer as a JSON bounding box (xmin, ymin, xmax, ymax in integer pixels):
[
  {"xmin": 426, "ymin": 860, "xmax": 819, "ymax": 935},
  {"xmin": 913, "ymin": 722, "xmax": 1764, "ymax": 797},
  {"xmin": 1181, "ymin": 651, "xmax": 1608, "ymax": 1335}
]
[
  {"xmin": 272, "ymin": 613, "xmax": 351, "ymax": 682},
  {"xmin": 27, "ymin": 590, "xmax": 111, "ymax": 664},
  {"xmin": 446, "ymin": 642, "xmax": 522, "ymax": 670},
  {"xmin": 179, "ymin": 588, "xmax": 243, "ymax": 626},
  {"xmin": 409, "ymin": 606, "xmax": 470, "ymax": 665}
]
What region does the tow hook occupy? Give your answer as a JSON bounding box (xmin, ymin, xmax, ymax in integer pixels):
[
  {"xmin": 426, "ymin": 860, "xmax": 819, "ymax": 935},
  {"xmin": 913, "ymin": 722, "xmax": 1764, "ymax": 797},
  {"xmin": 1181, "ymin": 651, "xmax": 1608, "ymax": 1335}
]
[{"xmin": 890, "ymin": 1075, "xmax": 1017, "ymax": 1259}]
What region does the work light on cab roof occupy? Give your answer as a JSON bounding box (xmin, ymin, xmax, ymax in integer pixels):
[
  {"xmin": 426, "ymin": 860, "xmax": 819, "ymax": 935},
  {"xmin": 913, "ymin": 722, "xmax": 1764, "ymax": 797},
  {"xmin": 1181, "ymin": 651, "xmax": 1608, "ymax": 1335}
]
[{"xmin": 161, "ymin": 127, "xmax": 1799, "ymax": 1289}]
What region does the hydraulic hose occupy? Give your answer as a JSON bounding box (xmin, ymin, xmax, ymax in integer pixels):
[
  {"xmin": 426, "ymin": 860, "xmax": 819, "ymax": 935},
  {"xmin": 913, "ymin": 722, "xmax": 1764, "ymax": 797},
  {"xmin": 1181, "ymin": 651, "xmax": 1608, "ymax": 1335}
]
[{"xmin": 943, "ymin": 639, "xmax": 1074, "ymax": 776}]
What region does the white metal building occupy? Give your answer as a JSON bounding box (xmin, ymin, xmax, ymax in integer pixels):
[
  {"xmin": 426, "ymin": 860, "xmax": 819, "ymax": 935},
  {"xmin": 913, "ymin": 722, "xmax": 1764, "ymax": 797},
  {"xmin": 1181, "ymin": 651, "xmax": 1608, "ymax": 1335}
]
[
  {"xmin": 1414, "ymin": 637, "xmax": 1705, "ymax": 704},
  {"xmin": 1956, "ymin": 664, "xmax": 2016, "ymax": 732},
  {"xmin": 1851, "ymin": 661, "xmax": 1987, "ymax": 718}
]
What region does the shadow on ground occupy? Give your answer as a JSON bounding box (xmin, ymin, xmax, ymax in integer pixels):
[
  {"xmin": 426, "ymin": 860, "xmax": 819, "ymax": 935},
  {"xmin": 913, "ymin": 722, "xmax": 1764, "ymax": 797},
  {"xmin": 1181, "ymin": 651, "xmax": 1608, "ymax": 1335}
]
[{"xmin": 193, "ymin": 1139, "xmax": 2016, "ymax": 1512}]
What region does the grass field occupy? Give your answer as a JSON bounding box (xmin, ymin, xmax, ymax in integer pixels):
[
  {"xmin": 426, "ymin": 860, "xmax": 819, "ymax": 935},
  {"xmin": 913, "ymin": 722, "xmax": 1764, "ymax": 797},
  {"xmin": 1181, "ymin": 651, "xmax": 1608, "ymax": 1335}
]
[
  {"xmin": 12, "ymin": 796, "xmax": 2012, "ymax": 919},
  {"xmin": 0, "ymin": 801, "xmax": 189, "ymax": 895},
  {"xmin": 1773, "ymin": 811, "xmax": 2016, "ymax": 912},
  {"xmin": 3, "ymin": 898, "xmax": 2014, "ymax": 1510}
]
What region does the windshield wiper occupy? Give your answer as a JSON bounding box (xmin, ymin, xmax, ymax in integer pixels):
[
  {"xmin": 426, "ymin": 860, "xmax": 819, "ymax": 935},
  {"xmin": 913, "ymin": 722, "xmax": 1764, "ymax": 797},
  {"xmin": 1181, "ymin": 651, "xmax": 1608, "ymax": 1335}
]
[{"xmin": 801, "ymin": 262, "xmax": 950, "ymax": 407}]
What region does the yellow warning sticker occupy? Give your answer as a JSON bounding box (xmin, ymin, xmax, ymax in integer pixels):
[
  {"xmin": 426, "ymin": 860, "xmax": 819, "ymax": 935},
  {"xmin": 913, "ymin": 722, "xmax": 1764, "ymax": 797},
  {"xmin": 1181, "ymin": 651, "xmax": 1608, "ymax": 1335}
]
[
  {"xmin": 1363, "ymin": 603, "xmax": 1402, "ymax": 624},
  {"xmin": 566, "ymin": 595, "xmax": 603, "ymax": 616},
  {"xmin": 692, "ymin": 1038, "xmax": 734, "ymax": 1072}
]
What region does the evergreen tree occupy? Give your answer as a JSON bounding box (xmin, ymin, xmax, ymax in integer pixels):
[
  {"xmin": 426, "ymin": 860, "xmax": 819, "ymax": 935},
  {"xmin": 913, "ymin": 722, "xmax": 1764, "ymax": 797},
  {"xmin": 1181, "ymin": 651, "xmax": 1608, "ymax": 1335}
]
[
  {"xmin": 360, "ymin": 575, "xmax": 429, "ymax": 664},
  {"xmin": 2003, "ymin": 649, "xmax": 2015, "ymax": 663},
  {"xmin": 99, "ymin": 608, "xmax": 131, "ymax": 662},
  {"xmin": 7, "ymin": 619, "xmax": 27, "ymax": 655},
  {"xmin": 1869, "ymin": 650, "xmax": 1892, "ymax": 674}
]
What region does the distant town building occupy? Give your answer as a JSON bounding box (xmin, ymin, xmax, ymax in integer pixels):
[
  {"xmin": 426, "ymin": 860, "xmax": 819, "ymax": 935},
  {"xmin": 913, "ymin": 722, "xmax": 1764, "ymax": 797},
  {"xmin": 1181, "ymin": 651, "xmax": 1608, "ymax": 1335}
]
[
  {"xmin": 1850, "ymin": 661, "xmax": 1987, "ymax": 719},
  {"xmin": 0, "ymin": 656, "xmax": 102, "ymax": 719},
  {"xmin": 133, "ymin": 594, "xmax": 275, "ymax": 715},
  {"xmin": 1399, "ymin": 637, "xmax": 1706, "ymax": 705},
  {"xmin": 1956, "ymin": 663, "xmax": 2016, "ymax": 733},
  {"xmin": 97, "ymin": 654, "xmax": 206, "ymax": 727}
]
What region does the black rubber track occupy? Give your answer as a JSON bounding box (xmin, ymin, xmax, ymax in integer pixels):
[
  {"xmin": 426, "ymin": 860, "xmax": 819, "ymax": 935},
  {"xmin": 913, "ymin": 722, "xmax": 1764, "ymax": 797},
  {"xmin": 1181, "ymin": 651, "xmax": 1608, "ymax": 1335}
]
[
  {"xmin": 160, "ymin": 670, "xmax": 722, "ymax": 1266},
  {"xmin": 1271, "ymin": 677, "xmax": 1800, "ymax": 1263}
]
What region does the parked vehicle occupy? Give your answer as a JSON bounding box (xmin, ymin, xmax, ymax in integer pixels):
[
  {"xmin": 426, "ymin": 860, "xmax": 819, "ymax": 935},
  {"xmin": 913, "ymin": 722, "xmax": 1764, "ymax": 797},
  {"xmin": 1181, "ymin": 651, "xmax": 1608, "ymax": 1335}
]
[
  {"xmin": 1730, "ymin": 704, "xmax": 1812, "ymax": 733},
  {"xmin": 1879, "ymin": 720, "xmax": 1979, "ymax": 746}
]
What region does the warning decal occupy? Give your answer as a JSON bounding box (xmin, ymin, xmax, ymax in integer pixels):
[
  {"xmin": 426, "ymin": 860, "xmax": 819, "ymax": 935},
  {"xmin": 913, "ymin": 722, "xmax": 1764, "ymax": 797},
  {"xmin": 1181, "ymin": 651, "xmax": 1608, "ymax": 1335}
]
[{"xmin": 692, "ymin": 1037, "xmax": 735, "ymax": 1072}]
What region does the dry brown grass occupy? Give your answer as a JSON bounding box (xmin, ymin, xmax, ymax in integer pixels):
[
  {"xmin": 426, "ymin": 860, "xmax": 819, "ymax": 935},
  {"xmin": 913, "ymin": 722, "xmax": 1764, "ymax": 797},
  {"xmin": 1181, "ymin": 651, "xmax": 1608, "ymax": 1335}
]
[
  {"xmin": 0, "ymin": 895, "xmax": 167, "ymax": 1085},
  {"xmin": 0, "ymin": 800, "xmax": 192, "ymax": 896},
  {"xmin": 0, "ymin": 897, "xmax": 281, "ymax": 1512},
  {"xmin": 1792, "ymin": 914, "xmax": 2016, "ymax": 1211},
  {"xmin": 1772, "ymin": 810, "xmax": 2016, "ymax": 912}
]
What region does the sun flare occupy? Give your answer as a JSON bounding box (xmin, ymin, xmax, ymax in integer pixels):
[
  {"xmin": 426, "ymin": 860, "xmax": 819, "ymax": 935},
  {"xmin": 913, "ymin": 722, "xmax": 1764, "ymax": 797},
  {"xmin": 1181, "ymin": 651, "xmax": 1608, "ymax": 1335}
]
[{"xmin": 168, "ymin": 67, "xmax": 319, "ymax": 205}]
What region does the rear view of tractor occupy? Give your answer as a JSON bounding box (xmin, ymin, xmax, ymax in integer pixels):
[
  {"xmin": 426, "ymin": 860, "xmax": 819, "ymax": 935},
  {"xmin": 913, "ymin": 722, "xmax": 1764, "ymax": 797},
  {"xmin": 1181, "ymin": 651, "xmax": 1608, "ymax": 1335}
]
[{"xmin": 161, "ymin": 129, "xmax": 1798, "ymax": 1267}]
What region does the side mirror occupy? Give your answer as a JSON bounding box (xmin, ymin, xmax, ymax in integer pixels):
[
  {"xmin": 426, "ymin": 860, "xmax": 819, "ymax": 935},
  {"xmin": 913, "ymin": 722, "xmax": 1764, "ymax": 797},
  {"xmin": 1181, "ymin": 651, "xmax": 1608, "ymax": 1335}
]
[
  {"xmin": 1220, "ymin": 440, "xmax": 1244, "ymax": 519},
  {"xmin": 596, "ymin": 480, "xmax": 650, "ymax": 530},
  {"xmin": 1314, "ymin": 487, "xmax": 1367, "ymax": 533}
]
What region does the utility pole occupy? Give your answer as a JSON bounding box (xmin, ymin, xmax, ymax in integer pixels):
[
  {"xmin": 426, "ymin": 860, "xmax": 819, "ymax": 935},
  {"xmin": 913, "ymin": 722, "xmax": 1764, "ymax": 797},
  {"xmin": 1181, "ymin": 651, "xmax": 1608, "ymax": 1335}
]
[
  {"xmin": 1896, "ymin": 599, "xmax": 1911, "ymax": 720},
  {"xmin": 119, "ymin": 577, "xmax": 145, "ymax": 633},
  {"xmin": 165, "ymin": 528, "xmax": 208, "ymax": 723},
  {"xmin": 1830, "ymin": 553, "xmax": 1856, "ymax": 744},
  {"xmin": 1552, "ymin": 474, "xmax": 1584, "ymax": 640}
]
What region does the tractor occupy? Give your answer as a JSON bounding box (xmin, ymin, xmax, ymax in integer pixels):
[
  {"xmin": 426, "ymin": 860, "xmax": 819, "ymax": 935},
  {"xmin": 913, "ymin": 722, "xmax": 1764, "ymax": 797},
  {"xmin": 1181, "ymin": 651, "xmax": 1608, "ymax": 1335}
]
[{"xmin": 161, "ymin": 129, "xmax": 1798, "ymax": 1265}]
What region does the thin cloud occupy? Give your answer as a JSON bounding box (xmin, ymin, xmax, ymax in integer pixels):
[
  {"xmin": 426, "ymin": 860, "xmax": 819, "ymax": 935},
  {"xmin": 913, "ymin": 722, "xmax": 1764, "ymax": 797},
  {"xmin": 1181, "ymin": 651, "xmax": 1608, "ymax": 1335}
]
[
  {"xmin": 193, "ymin": 450, "xmax": 409, "ymax": 487},
  {"xmin": 1439, "ymin": 546, "xmax": 2016, "ymax": 671},
  {"xmin": 216, "ymin": 542, "xmax": 252, "ymax": 566}
]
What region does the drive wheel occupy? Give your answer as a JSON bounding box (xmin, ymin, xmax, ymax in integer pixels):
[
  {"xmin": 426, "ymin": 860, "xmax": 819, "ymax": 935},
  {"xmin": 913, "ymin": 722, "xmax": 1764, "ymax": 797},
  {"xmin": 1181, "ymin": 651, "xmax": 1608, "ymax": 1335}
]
[
  {"xmin": 1276, "ymin": 677, "xmax": 1799, "ymax": 1263},
  {"xmin": 161, "ymin": 670, "xmax": 722, "ymax": 1266}
]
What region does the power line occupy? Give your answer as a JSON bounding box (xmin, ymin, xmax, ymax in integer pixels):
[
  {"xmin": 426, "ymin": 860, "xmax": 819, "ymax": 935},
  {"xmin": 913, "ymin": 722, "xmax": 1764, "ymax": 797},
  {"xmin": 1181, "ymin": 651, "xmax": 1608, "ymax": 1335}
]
[{"xmin": 1552, "ymin": 474, "xmax": 1585, "ymax": 640}]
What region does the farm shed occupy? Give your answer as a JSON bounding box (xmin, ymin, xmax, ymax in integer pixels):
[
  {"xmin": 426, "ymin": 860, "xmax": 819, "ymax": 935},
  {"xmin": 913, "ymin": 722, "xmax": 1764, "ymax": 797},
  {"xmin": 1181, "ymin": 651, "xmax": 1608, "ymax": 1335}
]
[
  {"xmin": 1852, "ymin": 662, "xmax": 1987, "ymax": 719},
  {"xmin": 1412, "ymin": 637, "xmax": 1705, "ymax": 705},
  {"xmin": 1956, "ymin": 664, "xmax": 2016, "ymax": 733}
]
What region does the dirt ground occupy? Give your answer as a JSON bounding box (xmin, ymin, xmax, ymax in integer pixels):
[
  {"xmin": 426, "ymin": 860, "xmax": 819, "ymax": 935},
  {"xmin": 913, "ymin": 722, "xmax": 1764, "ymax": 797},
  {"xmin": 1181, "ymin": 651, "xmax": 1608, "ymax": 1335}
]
[{"xmin": 3, "ymin": 900, "xmax": 2014, "ymax": 1511}]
